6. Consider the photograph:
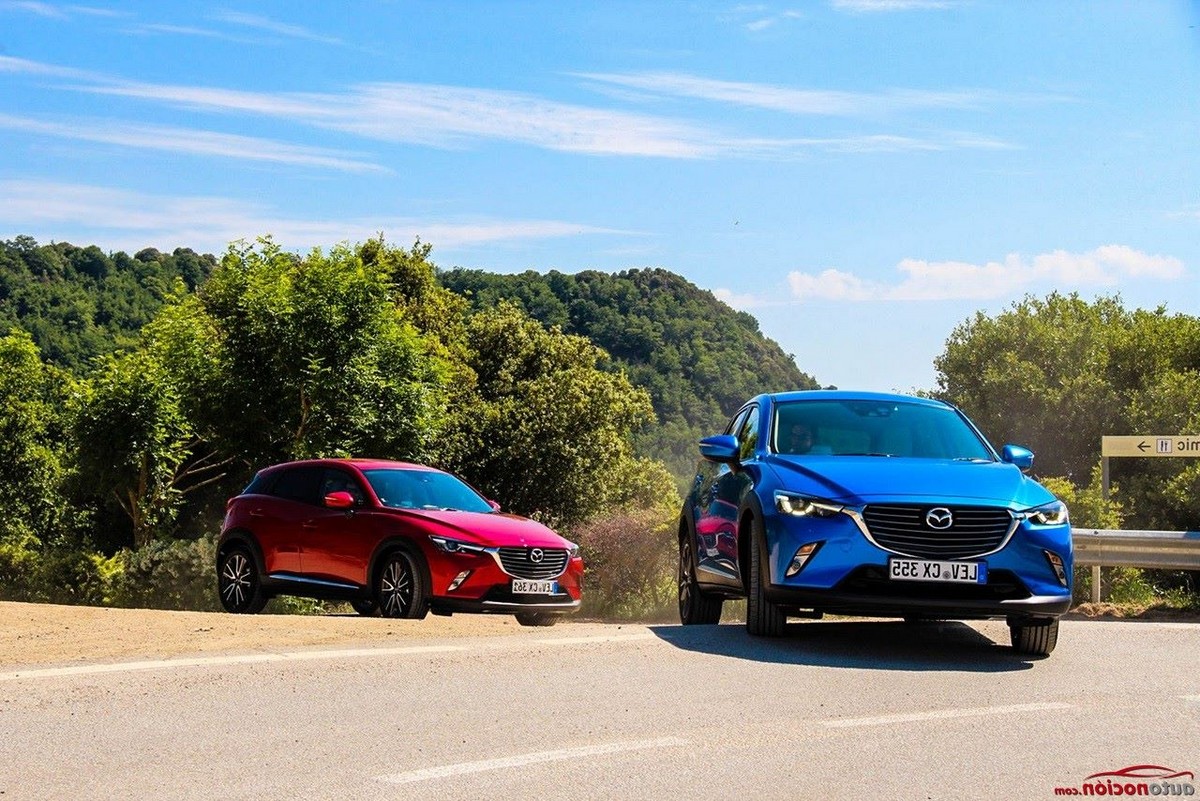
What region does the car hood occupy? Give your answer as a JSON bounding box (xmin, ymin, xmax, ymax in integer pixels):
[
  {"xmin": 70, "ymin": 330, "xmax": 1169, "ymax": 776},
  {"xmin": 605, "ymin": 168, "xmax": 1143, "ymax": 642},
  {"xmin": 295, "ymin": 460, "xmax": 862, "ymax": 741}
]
[
  {"xmin": 764, "ymin": 454, "xmax": 1054, "ymax": 508},
  {"xmin": 384, "ymin": 508, "xmax": 571, "ymax": 548}
]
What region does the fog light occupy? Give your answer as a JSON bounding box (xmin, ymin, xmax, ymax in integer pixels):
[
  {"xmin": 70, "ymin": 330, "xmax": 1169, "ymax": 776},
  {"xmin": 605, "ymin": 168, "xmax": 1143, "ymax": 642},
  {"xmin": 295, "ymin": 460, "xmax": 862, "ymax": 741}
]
[
  {"xmin": 786, "ymin": 542, "xmax": 822, "ymax": 577},
  {"xmin": 1043, "ymin": 551, "xmax": 1068, "ymax": 587},
  {"xmin": 448, "ymin": 570, "xmax": 471, "ymax": 592}
]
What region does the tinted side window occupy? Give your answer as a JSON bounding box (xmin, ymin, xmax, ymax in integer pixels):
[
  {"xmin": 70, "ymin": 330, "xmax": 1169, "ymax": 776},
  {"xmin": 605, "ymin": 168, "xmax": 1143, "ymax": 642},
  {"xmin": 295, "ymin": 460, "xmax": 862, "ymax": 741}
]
[
  {"xmin": 270, "ymin": 467, "xmax": 323, "ymax": 505},
  {"xmin": 738, "ymin": 406, "xmax": 760, "ymax": 460},
  {"xmin": 243, "ymin": 471, "xmax": 275, "ymax": 496},
  {"xmin": 725, "ymin": 408, "xmax": 749, "ymax": 436},
  {"xmin": 320, "ymin": 468, "xmax": 367, "ymax": 505}
]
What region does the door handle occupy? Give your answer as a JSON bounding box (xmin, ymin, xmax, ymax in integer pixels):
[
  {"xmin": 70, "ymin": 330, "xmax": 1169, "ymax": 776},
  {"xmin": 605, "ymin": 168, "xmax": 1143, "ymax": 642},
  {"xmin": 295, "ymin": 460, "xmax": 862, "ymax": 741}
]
[
  {"xmin": 249, "ymin": 510, "xmax": 265, "ymax": 518},
  {"xmin": 301, "ymin": 521, "xmax": 317, "ymax": 530}
]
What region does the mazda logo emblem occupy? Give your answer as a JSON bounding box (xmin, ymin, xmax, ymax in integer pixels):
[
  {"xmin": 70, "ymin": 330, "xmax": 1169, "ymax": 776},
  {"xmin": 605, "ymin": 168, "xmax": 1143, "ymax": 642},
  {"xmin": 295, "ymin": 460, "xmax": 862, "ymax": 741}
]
[
  {"xmin": 925, "ymin": 508, "xmax": 954, "ymax": 530},
  {"xmin": 529, "ymin": 548, "xmax": 544, "ymax": 563}
]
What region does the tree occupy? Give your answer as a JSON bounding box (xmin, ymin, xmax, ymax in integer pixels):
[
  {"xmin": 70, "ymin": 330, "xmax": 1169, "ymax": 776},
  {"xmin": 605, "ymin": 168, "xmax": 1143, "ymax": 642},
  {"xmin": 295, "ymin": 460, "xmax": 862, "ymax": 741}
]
[
  {"xmin": 150, "ymin": 238, "xmax": 450, "ymax": 466},
  {"xmin": 72, "ymin": 350, "xmax": 226, "ymax": 548},
  {"xmin": 0, "ymin": 330, "xmax": 72, "ymax": 545},
  {"xmin": 444, "ymin": 302, "xmax": 661, "ymax": 528},
  {"xmin": 439, "ymin": 267, "xmax": 818, "ymax": 486},
  {"xmin": 936, "ymin": 292, "xmax": 1200, "ymax": 529}
]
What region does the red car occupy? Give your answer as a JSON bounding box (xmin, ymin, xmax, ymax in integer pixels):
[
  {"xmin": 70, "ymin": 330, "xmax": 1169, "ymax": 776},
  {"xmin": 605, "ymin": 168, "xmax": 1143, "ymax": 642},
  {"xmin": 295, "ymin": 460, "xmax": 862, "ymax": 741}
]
[{"xmin": 216, "ymin": 458, "xmax": 583, "ymax": 626}]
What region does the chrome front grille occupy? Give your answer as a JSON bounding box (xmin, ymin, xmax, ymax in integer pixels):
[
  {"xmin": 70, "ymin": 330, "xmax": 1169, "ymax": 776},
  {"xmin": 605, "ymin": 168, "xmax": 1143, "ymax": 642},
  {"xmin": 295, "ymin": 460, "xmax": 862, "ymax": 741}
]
[
  {"xmin": 496, "ymin": 547, "xmax": 569, "ymax": 579},
  {"xmin": 861, "ymin": 505, "xmax": 1014, "ymax": 559}
]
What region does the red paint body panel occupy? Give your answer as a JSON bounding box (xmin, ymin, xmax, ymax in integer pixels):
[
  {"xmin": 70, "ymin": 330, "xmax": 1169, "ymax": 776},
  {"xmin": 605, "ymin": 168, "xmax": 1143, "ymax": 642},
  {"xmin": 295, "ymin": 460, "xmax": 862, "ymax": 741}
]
[{"xmin": 219, "ymin": 458, "xmax": 583, "ymax": 615}]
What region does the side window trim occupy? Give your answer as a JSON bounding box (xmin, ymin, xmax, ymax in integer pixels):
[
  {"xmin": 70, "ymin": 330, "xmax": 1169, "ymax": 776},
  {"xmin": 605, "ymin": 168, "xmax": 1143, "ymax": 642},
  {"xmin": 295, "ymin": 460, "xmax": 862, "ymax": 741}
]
[{"xmin": 738, "ymin": 404, "xmax": 761, "ymax": 460}]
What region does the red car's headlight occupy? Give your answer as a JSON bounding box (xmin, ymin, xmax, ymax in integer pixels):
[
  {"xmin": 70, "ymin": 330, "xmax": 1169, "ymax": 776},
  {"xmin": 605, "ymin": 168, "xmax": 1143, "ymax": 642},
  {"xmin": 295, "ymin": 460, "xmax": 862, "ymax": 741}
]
[{"xmin": 429, "ymin": 536, "xmax": 488, "ymax": 555}]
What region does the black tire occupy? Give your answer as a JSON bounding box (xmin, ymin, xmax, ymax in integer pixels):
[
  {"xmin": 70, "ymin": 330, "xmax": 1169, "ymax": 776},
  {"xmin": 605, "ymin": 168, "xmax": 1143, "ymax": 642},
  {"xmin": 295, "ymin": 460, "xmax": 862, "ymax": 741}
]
[
  {"xmin": 351, "ymin": 599, "xmax": 379, "ymax": 617},
  {"xmin": 515, "ymin": 612, "xmax": 558, "ymax": 627},
  {"xmin": 746, "ymin": 514, "xmax": 786, "ymax": 637},
  {"xmin": 1009, "ymin": 618, "xmax": 1059, "ymax": 656},
  {"xmin": 218, "ymin": 546, "xmax": 267, "ymax": 614},
  {"xmin": 376, "ymin": 550, "xmax": 428, "ymax": 619},
  {"xmin": 678, "ymin": 532, "xmax": 722, "ymax": 625}
]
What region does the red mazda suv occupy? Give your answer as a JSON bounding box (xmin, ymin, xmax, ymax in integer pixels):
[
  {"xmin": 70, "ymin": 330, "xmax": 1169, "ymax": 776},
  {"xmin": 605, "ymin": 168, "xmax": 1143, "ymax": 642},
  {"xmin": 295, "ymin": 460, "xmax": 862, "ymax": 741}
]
[{"xmin": 217, "ymin": 459, "xmax": 583, "ymax": 626}]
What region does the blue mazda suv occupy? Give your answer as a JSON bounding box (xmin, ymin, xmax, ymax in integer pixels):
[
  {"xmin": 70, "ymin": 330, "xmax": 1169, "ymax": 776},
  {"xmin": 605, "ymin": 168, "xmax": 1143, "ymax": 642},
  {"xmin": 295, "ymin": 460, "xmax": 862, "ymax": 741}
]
[{"xmin": 678, "ymin": 391, "xmax": 1072, "ymax": 656}]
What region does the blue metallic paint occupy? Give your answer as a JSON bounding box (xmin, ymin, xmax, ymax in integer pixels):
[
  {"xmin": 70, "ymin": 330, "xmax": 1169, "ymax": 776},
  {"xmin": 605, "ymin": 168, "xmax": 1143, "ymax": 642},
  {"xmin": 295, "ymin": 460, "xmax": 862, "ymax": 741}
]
[{"xmin": 684, "ymin": 391, "xmax": 1074, "ymax": 621}]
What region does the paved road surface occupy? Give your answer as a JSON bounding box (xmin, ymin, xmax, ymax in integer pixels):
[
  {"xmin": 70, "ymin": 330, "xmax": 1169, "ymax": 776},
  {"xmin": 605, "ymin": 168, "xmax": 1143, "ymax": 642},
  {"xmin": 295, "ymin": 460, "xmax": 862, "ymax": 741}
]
[{"xmin": 2, "ymin": 618, "xmax": 1197, "ymax": 800}]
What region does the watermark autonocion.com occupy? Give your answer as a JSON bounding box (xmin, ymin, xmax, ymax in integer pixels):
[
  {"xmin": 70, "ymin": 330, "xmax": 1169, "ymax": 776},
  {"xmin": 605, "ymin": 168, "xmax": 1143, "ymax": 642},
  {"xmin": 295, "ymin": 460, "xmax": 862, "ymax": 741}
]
[{"xmin": 1054, "ymin": 766, "xmax": 1195, "ymax": 797}]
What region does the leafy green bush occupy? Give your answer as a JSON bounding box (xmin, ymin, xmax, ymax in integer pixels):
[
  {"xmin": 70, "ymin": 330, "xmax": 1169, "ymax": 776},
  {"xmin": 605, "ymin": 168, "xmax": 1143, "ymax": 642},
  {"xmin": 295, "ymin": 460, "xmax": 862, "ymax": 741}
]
[
  {"xmin": 106, "ymin": 535, "xmax": 220, "ymax": 611},
  {"xmin": 570, "ymin": 508, "xmax": 677, "ymax": 620}
]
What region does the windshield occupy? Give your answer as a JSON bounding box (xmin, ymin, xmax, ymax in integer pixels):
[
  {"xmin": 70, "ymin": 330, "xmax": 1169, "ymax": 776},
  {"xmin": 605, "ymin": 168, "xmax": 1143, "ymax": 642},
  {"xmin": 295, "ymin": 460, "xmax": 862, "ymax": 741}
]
[
  {"xmin": 772, "ymin": 400, "xmax": 994, "ymax": 461},
  {"xmin": 362, "ymin": 469, "xmax": 493, "ymax": 513}
]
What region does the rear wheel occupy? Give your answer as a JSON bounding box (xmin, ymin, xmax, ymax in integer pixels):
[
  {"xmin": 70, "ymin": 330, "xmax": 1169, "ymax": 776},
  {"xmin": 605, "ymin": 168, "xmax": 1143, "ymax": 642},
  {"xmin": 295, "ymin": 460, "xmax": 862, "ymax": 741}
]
[
  {"xmin": 376, "ymin": 551, "xmax": 428, "ymax": 619},
  {"xmin": 515, "ymin": 612, "xmax": 558, "ymax": 627},
  {"xmin": 1009, "ymin": 618, "xmax": 1059, "ymax": 656},
  {"xmin": 218, "ymin": 546, "xmax": 267, "ymax": 614},
  {"xmin": 678, "ymin": 533, "xmax": 722, "ymax": 625},
  {"xmin": 746, "ymin": 514, "xmax": 785, "ymax": 637}
]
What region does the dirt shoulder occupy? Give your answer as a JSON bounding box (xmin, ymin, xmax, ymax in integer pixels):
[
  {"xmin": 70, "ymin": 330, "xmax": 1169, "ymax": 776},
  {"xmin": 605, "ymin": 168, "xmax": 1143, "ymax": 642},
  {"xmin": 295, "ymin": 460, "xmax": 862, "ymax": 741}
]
[
  {"xmin": 5, "ymin": 601, "xmax": 1196, "ymax": 670},
  {"xmin": 0, "ymin": 601, "xmax": 532, "ymax": 669}
]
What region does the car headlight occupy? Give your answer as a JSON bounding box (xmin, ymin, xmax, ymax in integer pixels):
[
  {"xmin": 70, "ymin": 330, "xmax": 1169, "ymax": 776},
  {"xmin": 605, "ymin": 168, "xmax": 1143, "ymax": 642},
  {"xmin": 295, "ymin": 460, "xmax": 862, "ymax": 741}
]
[
  {"xmin": 1024, "ymin": 500, "xmax": 1069, "ymax": 526},
  {"xmin": 567, "ymin": 542, "xmax": 581, "ymax": 559},
  {"xmin": 429, "ymin": 536, "xmax": 489, "ymax": 555},
  {"xmin": 774, "ymin": 490, "xmax": 843, "ymax": 518}
]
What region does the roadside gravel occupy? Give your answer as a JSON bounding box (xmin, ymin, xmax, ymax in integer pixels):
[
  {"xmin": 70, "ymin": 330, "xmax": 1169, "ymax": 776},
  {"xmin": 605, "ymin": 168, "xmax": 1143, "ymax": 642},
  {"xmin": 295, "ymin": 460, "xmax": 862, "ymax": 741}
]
[{"xmin": 0, "ymin": 601, "xmax": 530, "ymax": 669}]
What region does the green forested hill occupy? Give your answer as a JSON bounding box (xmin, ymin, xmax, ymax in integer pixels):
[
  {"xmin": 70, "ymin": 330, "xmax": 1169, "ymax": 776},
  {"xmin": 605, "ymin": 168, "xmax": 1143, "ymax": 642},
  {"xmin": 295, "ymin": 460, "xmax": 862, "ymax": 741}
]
[
  {"xmin": 0, "ymin": 237, "xmax": 816, "ymax": 485},
  {"xmin": 439, "ymin": 267, "xmax": 819, "ymax": 480},
  {"xmin": 0, "ymin": 237, "xmax": 216, "ymax": 371}
]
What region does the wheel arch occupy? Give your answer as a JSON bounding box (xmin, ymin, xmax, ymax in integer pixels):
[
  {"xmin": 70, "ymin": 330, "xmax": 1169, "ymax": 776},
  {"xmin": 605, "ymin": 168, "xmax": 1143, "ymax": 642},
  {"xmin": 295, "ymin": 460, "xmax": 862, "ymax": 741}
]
[
  {"xmin": 368, "ymin": 536, "xmax": 432, "ymax": 596},
  {"xmin": 737, "ymin": 493, "xmax": 768, "ymax": 595},
  {"xmin": 217, "ymin": 529, "xmax": 265, "ymax": 577}
]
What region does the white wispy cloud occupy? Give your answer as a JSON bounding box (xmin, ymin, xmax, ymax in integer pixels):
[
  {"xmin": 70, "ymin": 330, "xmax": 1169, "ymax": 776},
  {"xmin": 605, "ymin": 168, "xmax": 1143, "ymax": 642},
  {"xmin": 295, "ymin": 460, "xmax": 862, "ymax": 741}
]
[
  {"xmin": 832, "ymin": 0, "xmax": 960, "ymax": 12},
  {"xmin": 785, "ymin": 246, "xmax": 1186, "ymax": 302},
  {"xmin": 0, "ymin": 114, "xmax": 386, "ymax": 173},
  {"xmin": 576, "ymin": 71, "xmax": 1058, "ymax": 118},
  {"xmin": 0, "ymin": 181, "xmax": 629, "ymax": 255},
  {"xmin": 211, "ymin": 10, "xmax": 343, "ymax": 45},
  {"xmin": 5, "ymin": 55, "xmax": 1016, "ymax": 159},
  {"xmin": 0, "ymin": 1, "xmax": 65, "ymax": 18}
]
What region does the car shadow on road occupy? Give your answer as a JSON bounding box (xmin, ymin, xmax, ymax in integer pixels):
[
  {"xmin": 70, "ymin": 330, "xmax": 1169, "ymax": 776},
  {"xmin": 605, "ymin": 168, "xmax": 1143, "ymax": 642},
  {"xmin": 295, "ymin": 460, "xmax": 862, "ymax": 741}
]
[{"xmin": 649, "ymin": 620, "xmax": 1036, "ymax": 672}]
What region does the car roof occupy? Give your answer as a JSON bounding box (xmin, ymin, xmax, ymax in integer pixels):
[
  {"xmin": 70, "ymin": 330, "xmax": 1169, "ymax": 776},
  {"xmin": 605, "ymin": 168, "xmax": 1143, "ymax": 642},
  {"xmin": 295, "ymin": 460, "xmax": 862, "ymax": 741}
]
[
  {"xmin": 761, "ymin": 390, "xmax": 951, "ymax": 408},
  {"xmin": 262, "ymin": 458, "xmax": 439, "ymax": 472}
]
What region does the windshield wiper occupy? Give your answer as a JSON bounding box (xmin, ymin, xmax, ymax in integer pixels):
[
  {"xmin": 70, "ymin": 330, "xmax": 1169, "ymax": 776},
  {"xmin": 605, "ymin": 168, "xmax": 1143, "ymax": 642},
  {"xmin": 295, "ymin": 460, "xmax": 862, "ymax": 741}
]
[{"xmin": 839, "ymin": 452, "xmax": 896, "ymax": 457}]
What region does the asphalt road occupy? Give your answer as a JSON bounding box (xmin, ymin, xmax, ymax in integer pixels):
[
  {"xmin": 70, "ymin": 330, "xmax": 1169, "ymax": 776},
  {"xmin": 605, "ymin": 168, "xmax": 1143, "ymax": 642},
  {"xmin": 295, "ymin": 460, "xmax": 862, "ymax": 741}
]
[{"xmin": 2, "ymin": 617, "xmax": 1198, "ymax": 800}]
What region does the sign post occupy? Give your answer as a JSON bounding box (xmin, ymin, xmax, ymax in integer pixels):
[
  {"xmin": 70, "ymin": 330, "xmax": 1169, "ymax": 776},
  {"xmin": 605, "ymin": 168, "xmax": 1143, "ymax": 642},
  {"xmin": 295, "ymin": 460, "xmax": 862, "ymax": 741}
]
[{"xmin": 1095, "ymin": 435, "xmax": 1200, "ymax": 602}]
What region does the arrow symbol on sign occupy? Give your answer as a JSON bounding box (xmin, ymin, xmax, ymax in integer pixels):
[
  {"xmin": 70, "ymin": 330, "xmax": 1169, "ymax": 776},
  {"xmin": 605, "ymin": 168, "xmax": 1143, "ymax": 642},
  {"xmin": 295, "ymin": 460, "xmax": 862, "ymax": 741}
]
[{"xmin": 1138, "ymin": 441, "xmax": 1149, "ymax": 452}]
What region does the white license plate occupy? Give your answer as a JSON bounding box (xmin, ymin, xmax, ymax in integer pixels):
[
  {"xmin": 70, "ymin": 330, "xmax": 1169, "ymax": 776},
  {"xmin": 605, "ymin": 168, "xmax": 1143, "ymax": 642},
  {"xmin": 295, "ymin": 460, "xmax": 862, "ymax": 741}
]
[
  {"xmin": 889, "ymin": 558, "xmax": 987, "ymax": 584},
  {"xmin": 512, "ymin": 579, "xmax": 557, "ymax": 594}
]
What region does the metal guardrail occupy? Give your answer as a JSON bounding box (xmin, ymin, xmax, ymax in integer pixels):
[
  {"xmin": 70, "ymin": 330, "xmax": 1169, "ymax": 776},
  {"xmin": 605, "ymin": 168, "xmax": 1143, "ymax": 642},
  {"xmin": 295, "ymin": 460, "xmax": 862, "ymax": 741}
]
[{"xmin": 1071, "ymin": 528, "xmax": 1200, "ymax": 603}]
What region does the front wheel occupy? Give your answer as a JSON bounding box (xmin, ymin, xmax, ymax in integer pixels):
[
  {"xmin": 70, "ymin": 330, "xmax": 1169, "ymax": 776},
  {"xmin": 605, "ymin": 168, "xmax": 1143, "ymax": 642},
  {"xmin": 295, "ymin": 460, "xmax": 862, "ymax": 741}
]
[
  {"xmin": 678, "ymin": 534, "xmax": 722, "ymax": 625},
  {"xmin": 376, "ymin": 551, "xmax": 428, "ymax": 619},
  {"xmin": 218, "ymin": 546, "xmax": 267, "ymax": 614},
  {"xmin": 1009, "ymin": 618, "xmax": 1059, "ymax": 656},
  {"xmin": 515, "ymin": 612, "xmax": 558, "ymax": 627},
  {"xmin": 746, "ymin": 515, "xmax": 785, "ymax": 637}
]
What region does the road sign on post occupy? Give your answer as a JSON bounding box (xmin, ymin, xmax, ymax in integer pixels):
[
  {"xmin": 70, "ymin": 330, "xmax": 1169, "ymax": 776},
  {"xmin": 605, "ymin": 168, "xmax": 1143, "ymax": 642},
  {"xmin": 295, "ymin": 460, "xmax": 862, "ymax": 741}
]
[
  {"xmin": 1095, "ymin": 433, "xmax": 1200, "ymax": 603},
  {"xmin": 1101, "ymin": 435, "xmax": 1200, "ymax": 457}
]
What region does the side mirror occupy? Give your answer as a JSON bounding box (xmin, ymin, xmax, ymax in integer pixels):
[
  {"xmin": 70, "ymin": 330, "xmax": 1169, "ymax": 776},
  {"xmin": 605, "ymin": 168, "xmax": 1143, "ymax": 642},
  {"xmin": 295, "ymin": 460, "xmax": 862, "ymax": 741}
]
[
  {"xmin": 699, "ymin": 434, "xmax": 740, "ymax": 464},
  {"xmin": 324, "ymin": 491, "xmax": 356, "ymax": 509},
  {"xmin": 487, "ymin": 499, "xmax": 501, "ymax": 512},
  {"xmin": 1001, "ymin": 444, "xmax": 1034, "ymax": 471}
]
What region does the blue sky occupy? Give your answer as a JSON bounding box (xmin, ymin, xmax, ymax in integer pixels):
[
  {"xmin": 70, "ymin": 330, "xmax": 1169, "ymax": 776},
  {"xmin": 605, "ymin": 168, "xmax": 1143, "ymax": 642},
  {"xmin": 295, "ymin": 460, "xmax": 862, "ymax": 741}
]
[{"xmin": 1, "ymin": 1, "xmax": 1198, "ymax": 393}]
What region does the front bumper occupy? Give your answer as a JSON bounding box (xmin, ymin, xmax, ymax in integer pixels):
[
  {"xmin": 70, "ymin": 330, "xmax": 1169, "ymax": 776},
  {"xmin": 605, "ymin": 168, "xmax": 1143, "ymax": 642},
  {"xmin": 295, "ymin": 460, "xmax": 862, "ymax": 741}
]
[
  {"xmin": 431, "ymin": 584, "xmax": 581, "ymax": 616},
  {"xmin": 764, "ymin": 505, "xmax": 1073, "ymax": 621}
]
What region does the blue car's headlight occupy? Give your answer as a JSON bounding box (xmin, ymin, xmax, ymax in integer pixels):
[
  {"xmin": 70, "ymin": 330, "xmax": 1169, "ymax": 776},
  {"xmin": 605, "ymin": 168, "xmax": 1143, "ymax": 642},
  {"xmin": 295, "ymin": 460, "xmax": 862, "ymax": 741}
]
[
  {"xmin": 1022, "ymin": 500, "xmax": 1069, "ymax": 526},
  {"xmin": 774, "ymin": 490, "xmax": 843, "ymax": 518}
]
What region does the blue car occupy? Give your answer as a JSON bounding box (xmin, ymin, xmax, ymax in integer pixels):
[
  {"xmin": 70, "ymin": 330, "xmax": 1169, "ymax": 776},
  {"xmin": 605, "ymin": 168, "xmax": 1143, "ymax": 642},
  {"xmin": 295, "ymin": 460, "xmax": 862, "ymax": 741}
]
[{"xmin": 678, "ymin": 391, "xmax": 1072, "ymax": 656}]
